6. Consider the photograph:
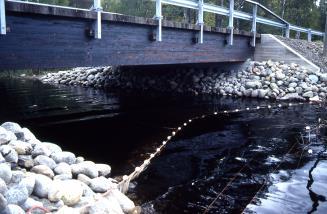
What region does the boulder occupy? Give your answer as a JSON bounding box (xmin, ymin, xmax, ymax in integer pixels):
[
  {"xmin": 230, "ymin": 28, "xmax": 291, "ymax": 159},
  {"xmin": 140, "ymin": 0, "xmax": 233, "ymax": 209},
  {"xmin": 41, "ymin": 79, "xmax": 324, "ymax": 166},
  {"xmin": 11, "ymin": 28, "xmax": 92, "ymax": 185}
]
[
  {"xmin": 48, "ymin": 180, "xmax": 83, "ymax": 206},
  {"xmin": 51, "ymin": 152, "xmax": 76, "ymax": 165},
  {"xmin": 71, "ymin": 161, "xmax": 98, "ymax": 178},
  {"xmin": 33, "ymin": 174, "xmax": 53, "ymax": 198},
  {"xmin": 0, "ymin": 163, "xmax": 12, "ymax": 184},
  {"xmin": 0, "ymin": 145, "xmax": 18, "ymax": 163},
  {"xmin": 34, "ymin": 155, "xmax": 57, "ymax": 169},
  {"xmin": 31, "ymin": 165, "xmax": 55, "ymax": 178}
]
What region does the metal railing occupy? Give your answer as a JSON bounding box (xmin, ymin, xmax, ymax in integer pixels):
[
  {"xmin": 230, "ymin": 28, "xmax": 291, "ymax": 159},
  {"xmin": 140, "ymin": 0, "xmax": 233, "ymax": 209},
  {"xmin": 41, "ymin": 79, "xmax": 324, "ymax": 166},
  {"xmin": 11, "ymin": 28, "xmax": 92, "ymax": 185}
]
[{"xmin": 0, "ymin": 0, "xmax": 325, "ymax": 46}]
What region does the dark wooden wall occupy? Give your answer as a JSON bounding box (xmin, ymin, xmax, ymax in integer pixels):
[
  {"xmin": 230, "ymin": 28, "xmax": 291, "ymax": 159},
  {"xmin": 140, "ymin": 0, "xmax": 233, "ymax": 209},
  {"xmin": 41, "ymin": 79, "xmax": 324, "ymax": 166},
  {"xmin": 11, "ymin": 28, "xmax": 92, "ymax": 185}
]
[{"xmin": 0, "ymin": 1, "xmax": 258, "ymax": 70}]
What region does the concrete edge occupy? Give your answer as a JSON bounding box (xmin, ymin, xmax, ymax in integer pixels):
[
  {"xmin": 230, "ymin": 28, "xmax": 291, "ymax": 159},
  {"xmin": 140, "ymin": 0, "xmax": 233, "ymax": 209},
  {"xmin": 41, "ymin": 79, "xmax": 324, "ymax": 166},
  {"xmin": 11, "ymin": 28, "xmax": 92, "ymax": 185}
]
[{"xmin": 266, "ymin": 34, "xmax": 321, "ymax": 72}]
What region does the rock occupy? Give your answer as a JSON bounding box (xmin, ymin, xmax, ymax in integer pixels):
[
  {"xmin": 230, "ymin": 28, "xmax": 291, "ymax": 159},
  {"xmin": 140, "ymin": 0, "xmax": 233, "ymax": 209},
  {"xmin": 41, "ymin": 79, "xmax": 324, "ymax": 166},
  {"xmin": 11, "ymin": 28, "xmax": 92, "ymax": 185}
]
[
  {"xmin": 0, "ymin": 163, "xmax": 12, "ymax": 184},
  {"xmin": 0, "ymin": 178, "xmax": 7, "ymax": 195},
  {"xmin": 80, "ymin": 197, "xmax": 123, "ymax": 214},
  {"xmin": 89, "ymin": 177, "xmax": 114, "ymax": 193},
  {"xmin": 0, "ymin": 194, "xmax": 7, "ymax": 211},
  {"xmin": 34, "ymin": 155, "xmax": 57, "ymax": 169},
  {"xmin": 42, "ymin": 143, "xmax": 62, "ymax": 155},
  {"xmin": 8, "ymin": 140, "xmax": 32, "ymax": 155},
  {"xmin": 295, "ymin": 87, "xmax": 303, "ymax": 94},
  {"xmin": 309, "ymin": 95, "xmax": 321, "ymax": 102},
  {"xmin": 319, "ymin": 73, "xmax": 327, "ymax": 82},
  {"xmin": 308, "ymin": 74, "xmax": 319, "ymax": 84},
  {"xmin": 17, "ymin": 155, "xmax": 34, "ymax": 169},
  {"xmin": 21, "ymin": 128, "xmax": 36, "ymax": 142},
  {"xmin": 54, "ymin": 162, "xmax": 71, "ymax": 175},
  {"xmin": 71, "ymin": 161, "xmax": 98, "ymax": 178},
  {"xmin": 257, "ymin": 89, "xmax": 267, "ymax": 98},
  {"xmin": 251, "ymin": 89, "xmax": 259, "ymax": 98},
  {"xmin": 54, "ymin": 174, "xmax": 72, "ymax": 181},
  {"xmin": 51, "ymin": 152, "xmax": 76, "ymax": 165},
  {"xmin": 76, "ymin": 156, "xmax": 85, "ymax": 164},
  {"xmin": 275, "ymin": 71, "xmax": 286, "ymax": 80},
  {"xmin": 77, "ymin": 174, "xmax": 91, "ymax": 186},
  {"xmin": 20, "ymin": 174, "xmax": 35, "ymax": 196},
  {"xmin": 1, "ymin": 122, "xmax": 24, "ymax": 140},
  {"xmin": 0, "ymin": 127, "xmax": 16, "ymax": 145},
  {"xmin": 0, "ymin": 153, "xmax": 4, "ymax": 164},
  {"xmin": 31, "ymin": 165, "xmax": 54, "ymax": 178},
  {"xmin": 56, "ymin": 206, "xmax": 80, "ymax": 214},
  {"xmin": 10, "ymin": 171, "xmax": 25, "ymax": 184},
  {"xmin": 107, "ymin": 189, "xmax": 136, "ymax": 214},
  {"xmin": 245, "ymin": 81, "xmax": 261, "ymax": 89},
  {"xmin": 303, "ymin": 91, "xmax": 314, "ymax": 98},
  {"xmin": 33, "ymin": 174, "xmax": 53, "ymax": 198},
  {"xmin": 279, "ymin": 93, "xmax": 305, "ymax": 101},
  {"xmin": 0, "ymin": 145, "xmax": 18, "ymax": 163},
  {"xmin": 32, "ymin": 144, "xmax": 51, "ymax": 157},
  {"xmin": 21, "ymin": 197, "xmax": 43, "ymax": 212},
  {"xmin": 1, "ymin": 204, "xmax": 25, "ymax": 214},
  {"xmin": 289, "ymin": 82, "xmax": 297, "ymax": 88},
  {"xmin": 95, "ymin": 164, "xmax": 111, "ymax": 177},
  {"xmin": 4, "ymin": 183, "xmax": 28, "ymax": 205},
  {"xmin": 48, "ymin": 180, "xmax": 83, "ymax": 206},
  {"xmin": 270, "ymin": 83, "xmax": 278, "ymax": 90}
]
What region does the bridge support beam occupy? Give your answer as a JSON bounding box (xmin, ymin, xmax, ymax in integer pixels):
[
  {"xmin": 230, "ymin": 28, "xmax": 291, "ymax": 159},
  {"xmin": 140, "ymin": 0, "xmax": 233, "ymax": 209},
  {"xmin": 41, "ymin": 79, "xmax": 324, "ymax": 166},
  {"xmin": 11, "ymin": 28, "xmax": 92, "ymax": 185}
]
[
  {"xmin": 93, "ymin": 0, "xmax": 102, "ymax": 39},
  {"xmin": 0, "ymin": 0, "xmax": 6, "ymax": 35},
  {"xmin": 307, "ymin": 29, "xmax": 312, "ymax": 42},
  {"xmin": 197, "ymin": 0, "xmax": 204, "ymax": 44},
  {"xmin": 227, "ymin": 0, "xmax": 234, "ymax": 46},
  {"xmin": 250, "ymin": 4, "xmax": 257, "ymax": 47},
  {"xmin": 156, "ymin": 0, "xmax": 162, "ymax": 42},
  {"xmin": 285, "ymin": 24, "xmax": 290, "ymax": 38}
]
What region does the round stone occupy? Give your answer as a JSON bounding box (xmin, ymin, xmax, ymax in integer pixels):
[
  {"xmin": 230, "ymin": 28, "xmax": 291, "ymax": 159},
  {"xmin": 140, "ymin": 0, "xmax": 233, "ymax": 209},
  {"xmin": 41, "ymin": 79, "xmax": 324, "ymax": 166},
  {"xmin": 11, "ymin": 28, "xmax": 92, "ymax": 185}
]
[
  {"xmin": 95, "ymin": 164, "xmax": 111, "ymax": 177},
  {"xmin": 4, "ymin": 183, "xmax": 28, "ymax": 205},
  {"xmin": 71, "ymin": 161, "xmax": 98, "ymax": 178},
  {"xmin": 89, "ymin": 177, "xmax": 114, "ymax": 193},
  {"xmin": 0, "ymin": 145, "xmax": 18, "ymax": 163},
  {"xmin": 34, "ymin": 155, "xmax": 57, "ymax": 169},
  {"xmin": 31, "ymin": 165, "xmax": 54, "ymax": 178},
  {"xmin": 33, "ymin": 174, "xmax": 53, "ymax": 198},
  {"xmin": 51, "ymin": 152, "xmax": 76, "ymax": 165},
  {"xmin": 0, "ymin": 163, "xmax": 12, "ymax": 184}
]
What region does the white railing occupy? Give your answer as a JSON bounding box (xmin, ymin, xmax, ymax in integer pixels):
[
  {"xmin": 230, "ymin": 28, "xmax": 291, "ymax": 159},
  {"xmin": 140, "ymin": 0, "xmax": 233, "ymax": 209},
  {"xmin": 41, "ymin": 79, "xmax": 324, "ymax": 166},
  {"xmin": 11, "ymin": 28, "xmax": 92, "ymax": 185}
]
[{"xmin": 0, "ymin": 0, "xmax": 325, "ymax": 46}]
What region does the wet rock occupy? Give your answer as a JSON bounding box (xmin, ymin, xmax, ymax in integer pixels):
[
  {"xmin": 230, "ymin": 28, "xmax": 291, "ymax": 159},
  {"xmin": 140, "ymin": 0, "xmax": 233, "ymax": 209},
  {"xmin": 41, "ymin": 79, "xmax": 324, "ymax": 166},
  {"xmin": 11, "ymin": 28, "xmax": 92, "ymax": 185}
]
[
  {"xmin": 33, "ymin": 174, "xmax": 53, "ymax": 198},
  {"xmin": 34, "ymin": 155, "xmax": 57, "ymax": 169},
  {"xmin": 31, "ymin": 165, "xmax": 54, "ymax": 178},
  {"xmin": 71, "ymin": 161, "xmax": 98, "ymax": 178},
  {"xmin": 0, "ymin": 163, "xmax": 12, "ymax": 184},
  {"xmin": 51, "ymin": 152, "xmax": 76, "ymax": 165}
]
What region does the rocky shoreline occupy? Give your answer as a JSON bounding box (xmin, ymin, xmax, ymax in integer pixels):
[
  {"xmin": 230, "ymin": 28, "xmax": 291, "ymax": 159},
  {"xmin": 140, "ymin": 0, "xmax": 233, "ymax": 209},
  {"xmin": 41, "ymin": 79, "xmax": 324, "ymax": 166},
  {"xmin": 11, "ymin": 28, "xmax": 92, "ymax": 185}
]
[
  {"xmin": 0, "ymin": 122, "xmax": 138, "ymax": 214},
  {"xmin": 40, "ymin": 60, "xmax": 327, "ymax": 102}
]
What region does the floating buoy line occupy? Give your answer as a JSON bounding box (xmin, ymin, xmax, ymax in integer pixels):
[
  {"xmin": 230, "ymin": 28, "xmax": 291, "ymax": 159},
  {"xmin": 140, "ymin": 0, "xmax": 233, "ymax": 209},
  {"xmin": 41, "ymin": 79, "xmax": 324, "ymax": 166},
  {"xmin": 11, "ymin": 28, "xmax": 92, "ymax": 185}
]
[{"xmin": 118, "ymin": 101, "xmax": 324, "ymax": 193}]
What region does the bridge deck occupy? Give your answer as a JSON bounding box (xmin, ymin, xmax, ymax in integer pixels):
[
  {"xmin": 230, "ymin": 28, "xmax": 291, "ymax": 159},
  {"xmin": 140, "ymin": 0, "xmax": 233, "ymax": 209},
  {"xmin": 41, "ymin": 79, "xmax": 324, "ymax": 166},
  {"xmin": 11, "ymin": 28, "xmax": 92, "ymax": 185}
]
[{"xmin": 0, "ymin": 1, "xmax": 259, "ymax": 70}]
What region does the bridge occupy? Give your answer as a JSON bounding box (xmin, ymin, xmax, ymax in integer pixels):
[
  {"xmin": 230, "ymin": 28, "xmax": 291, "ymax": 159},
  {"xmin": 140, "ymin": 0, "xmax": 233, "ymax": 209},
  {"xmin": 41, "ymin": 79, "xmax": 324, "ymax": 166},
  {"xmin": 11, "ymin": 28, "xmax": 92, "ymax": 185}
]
[{"xmin": 0, "ymin": 0, "xmax": 324, "ymax": 70}]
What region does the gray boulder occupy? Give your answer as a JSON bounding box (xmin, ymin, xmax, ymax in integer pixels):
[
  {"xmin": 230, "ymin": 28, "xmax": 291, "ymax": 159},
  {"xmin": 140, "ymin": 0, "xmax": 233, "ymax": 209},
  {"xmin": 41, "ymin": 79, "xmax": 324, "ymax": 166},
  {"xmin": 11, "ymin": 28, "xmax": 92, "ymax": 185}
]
[
  {"xmin": 33, "ymin": 174, "xmax": 53, "ymax": 198},
  {"xmin": 4, "ymin": 184, "xmax": 28, "ymax": 205},
  {"xmin": 31, "ymin": 165, "xmax": 54, "ymax": 178},
  {"xmin": 1, "ymin": 204, "xmax": 25, "ymax": 214},
  {"xmin": 0, "ymin": 145, "xmax": 18, "ymax": 163},
  {"xmin": 1, "ymin": 122, "xmax": 24, "ymax": 140},
  {"xmin": 51, "ymin": 152, "xmax": 76, "ymax": 165},
  {"xmin": 0, "ymin": 163, "xmax": 12, "ymax": 184},
  {"xmin": 0, "ymin": 193, "xmax": 7, "ymax": 211},
  {"xmin": 34, "ymin": 155, "xmax": 57, "ymax": 169},
  {"xmin": 71, "ymin": 161, "xmax": 98, "ymax": 178}
]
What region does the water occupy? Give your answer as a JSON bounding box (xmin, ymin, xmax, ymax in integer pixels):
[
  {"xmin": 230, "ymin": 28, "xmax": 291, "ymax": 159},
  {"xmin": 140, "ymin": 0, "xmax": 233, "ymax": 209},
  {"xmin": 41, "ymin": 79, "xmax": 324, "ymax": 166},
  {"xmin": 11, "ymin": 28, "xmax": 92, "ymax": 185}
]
[{"xmin": 0, "ymin": 77, "xmax": 327, "ymax": 213}]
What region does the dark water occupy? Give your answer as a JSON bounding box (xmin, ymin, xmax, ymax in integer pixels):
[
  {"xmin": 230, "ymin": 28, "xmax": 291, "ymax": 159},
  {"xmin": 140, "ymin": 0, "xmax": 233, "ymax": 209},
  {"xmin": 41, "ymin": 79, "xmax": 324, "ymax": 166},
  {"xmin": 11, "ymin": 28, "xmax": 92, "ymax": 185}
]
[{"xmin": 0, "ymin": 77, "xmax": 327, "ymax": 213}]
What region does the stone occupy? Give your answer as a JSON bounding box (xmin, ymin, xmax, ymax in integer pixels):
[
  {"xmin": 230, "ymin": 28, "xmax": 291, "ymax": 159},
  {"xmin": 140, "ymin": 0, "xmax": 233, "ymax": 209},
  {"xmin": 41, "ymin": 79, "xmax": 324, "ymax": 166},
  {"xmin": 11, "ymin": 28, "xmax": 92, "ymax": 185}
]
[
  {"xmin": 48, "ymin": 180, "xmax": 83, "ymax": 206},
  {"xmin": 56, "ymin": 206, "xmax": 80, "ymax": 214},
  {"xmin": 295, "ymin": 87, "xmax": 303, "ymax": 94},
  {"xmin": 54, "ymin": 162, "xmax": 71, "ymax": 175},
  {"xmin": 51, "ymin": 152, "xmax": 76, "ymax": 165},
  {"xmin": 10, "ymin": 171, "xmax": 25, "ymax": 184},
  {"xmin": 275, "ymin": 71, "xmax": 286, "ymax": 80},
  {"xmin": 303, "ymin": 91, "xmax": 314, "ymax": 98},
  {"xmin": 308, "ymin": 74, "xmax": 319, "ymax": 84},
  {"xmin": 8, "ymin": 140, "xmax": 32, "ymax": 155},
  {"xmin": 18, "ymin": 155, "xmax": 34, "ymax": 169},
  {"xmin": 0, "ymin": 145, "xmax": 18, "ymax": 163},
  {"xmin": 289, "ymin": 82, "xmax": 297, "ymax": 88},
  {"xmin": 31, "ymin": 165, "xmax": 54, "ymax": 178},
  {"xmin": 33, "ymin": 174, "xmax": 53, "ymax": 198},
  {"xmin": 4, "ymin": 183, "xmax": 28, "ymax": 205},
  {"xmin": 89, "ymin": 177, "xmax": 114, "ymax": 193},
  {"xmin": 54, "ymin": 174, "xmax": 72, "ymax": 181},
  {"xmin": 257, "ymin": 89, "xmax": 267, "ymax": 98},
  {"xmin": 1, "ymin": 122, "xmax": 24, "ymax": 140},
  {"xmin": 245, "ymin": 81, "xmax": 261, "ymax": 89},
  {"xmin": 319, "ymin": 73, "xmax": 327, "ymax": 82},
  {"xmin": 21, "ymin": 197, "xmax": 43, "ymax": 212},
  {"xmin": 95, "ymin": 164, "xmax": 111, "ymax": 177},
  {"xmin": 0, "ymin": 153, "xmax": 5, "ymax": 164},
  {"xmin": 1, "ymin": 204, "xmax": 25, "ymax": 214},
  {"xmin": 42, "ymin": 142, "xmax": 62, "ymax": 155},
  {"xmin": 0, "ymin": 194, "xmax": 7, "ymax": 211},
  {"xmin": 309, "ymin": 95, "xmax": 321, "ymax": 102},
  {"xmin": 80, "ymin": 197, "xmax": 123, "ymax": 214},
  {"xmin": 71, "ymin": 161, "xmax": 98, "ymax": 178},
  {"xmin": 0, "ymin": 127, "xmax": 16, "ymax": 145},
  {"xmin": 251, "ymin": 89, "xmax": 259, "ymax": 98},
  {"xmin": 20, "ymin": 175, "xmax": 36, "ymax": 196},
  {"xmin": 77, "ymin": 174, "xmax": 91, "ymax": 186},
  {"xmin": 0, "ymin": 178, "xmax": 7, "ymax": 195},
  {"xmin": 21, "ymin": 128, "xmax": 36, "ymax": 142},
  {"xmin": 0, "ymin": 163, "xmax": 12, "ymax": 184},
  {"xmin": 34, "ymin": 155, "xmax": 57, "ymax": 169},
  {"xmin": 76, "ymin": 156, "xmax": 85, "ymax": 164},
  {"xmin": 32, "ymin": 144, "xmax": 51, "ymax": 157},
  {"xmin": 107, "ymin": 189, "xmax": 136, "ymax": 214}
]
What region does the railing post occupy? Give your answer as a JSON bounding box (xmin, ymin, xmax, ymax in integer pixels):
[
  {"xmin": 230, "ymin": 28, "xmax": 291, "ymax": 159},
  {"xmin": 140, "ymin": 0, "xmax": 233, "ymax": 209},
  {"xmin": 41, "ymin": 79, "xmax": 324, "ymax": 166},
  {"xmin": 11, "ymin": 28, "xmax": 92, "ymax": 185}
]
[
  {"xmin": 0, "ymin": 0, "xmax": 6, "ymax": 35},
  {"xmin": 93, "ymin": 0, "xmax": 102, "ymax": 39},
  {"xmin": 227, "ymin": 0, "xmax": 234, "ymax": 46},
  {"xmin": 285, "ymin": 24, "xmax": 290, "ymax": 38},
  {"xmin": 250, "ymin": 4, "xmax": 257, "ymax": 47},
  {"xmin": 155, "ymin": 0, "xmax": 162, "ymax": 42},
  {"xmin": 198, "ymin": 0, "xmax": 204, "ymax": 44},
  {"xmin": 308, "ymin": 29, "xmax": 312, "ymax": 42}
]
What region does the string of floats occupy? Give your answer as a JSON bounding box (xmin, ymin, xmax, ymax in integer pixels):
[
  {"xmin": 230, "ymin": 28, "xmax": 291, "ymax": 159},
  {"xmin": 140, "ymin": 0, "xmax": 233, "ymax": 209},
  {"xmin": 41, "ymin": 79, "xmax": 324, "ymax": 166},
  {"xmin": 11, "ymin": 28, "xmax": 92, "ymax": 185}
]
[{"xmin": 118, "ymin": 101, "xmax": 320, "ymax": 193}]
